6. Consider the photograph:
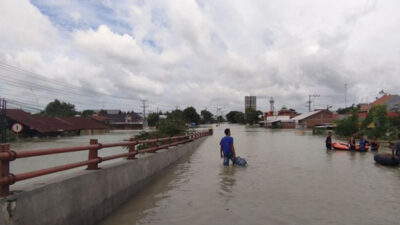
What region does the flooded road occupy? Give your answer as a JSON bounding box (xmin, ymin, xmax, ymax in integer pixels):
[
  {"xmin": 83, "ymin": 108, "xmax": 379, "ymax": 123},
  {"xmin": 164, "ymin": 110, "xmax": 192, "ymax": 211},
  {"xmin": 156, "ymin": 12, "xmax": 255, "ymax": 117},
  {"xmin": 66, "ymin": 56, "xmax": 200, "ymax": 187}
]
[{"xmin": 99, "ymin": 124, "xmax": 400, "ymax": 225}]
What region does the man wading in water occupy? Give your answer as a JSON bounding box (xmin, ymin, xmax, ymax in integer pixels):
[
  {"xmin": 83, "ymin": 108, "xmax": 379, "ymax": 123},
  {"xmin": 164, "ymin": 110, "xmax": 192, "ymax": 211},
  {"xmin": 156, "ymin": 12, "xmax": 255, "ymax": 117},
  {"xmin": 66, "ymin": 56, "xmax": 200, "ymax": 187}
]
[{"xmin": 220, "ymin": 128, "xmax": 236, "ymax": 166}]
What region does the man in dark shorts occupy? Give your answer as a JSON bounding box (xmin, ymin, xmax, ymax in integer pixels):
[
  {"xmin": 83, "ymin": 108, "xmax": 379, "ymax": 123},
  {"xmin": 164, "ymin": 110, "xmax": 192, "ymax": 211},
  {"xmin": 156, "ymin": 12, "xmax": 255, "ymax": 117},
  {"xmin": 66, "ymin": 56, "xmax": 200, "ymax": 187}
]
[
  {"xmin": 220, "ymin": 128, "xmax": 236, "ymax": 166},
  {"xmin": 325, "ymin": 131, "xmax": 332, "ymax": 150}
]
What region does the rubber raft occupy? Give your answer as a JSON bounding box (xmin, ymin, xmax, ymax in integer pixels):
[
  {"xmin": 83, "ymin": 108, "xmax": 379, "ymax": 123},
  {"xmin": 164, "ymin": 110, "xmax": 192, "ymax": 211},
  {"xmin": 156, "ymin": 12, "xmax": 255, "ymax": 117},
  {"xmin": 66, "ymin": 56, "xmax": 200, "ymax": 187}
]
[
  {"xmin": 374, "ymin": 153, "xmax": 399, "ymax": 166},
  {"xmin": 332, "ymin": 142, "xmax": 369, "ymax": 151}
]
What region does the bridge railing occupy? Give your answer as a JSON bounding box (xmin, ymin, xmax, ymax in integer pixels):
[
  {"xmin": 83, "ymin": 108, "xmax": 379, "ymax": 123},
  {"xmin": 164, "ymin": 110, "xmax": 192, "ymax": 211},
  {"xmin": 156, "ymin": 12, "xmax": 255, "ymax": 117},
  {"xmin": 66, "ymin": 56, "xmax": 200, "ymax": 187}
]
[{"xmin": 0, "ymin": 129, "xmax": 212, "ymax": 196}]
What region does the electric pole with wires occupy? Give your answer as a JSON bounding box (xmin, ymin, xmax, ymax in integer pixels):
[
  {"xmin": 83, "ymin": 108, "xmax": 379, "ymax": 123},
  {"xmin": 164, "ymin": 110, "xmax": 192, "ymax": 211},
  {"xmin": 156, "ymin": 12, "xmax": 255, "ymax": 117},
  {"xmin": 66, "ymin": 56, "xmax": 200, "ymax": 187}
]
[
  {"xmin": 0, "ymin": 98, "xmax": 7, "ymax": 143},
  {"xmin": 140, "ymin": 99, "xmax": 147, "ymax": 129}
]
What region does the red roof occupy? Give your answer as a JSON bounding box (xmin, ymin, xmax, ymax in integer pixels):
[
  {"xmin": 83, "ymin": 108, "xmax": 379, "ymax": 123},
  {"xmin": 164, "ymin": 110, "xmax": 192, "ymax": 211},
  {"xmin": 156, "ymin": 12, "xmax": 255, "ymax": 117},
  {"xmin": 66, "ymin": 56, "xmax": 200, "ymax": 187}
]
[
  {"xmin": 372, "ymin": 95, "xmax": 393, "ymax": 106},
  {"xmin": 387, "ymin": 112, "xmax": 400, "ymax": 118},
  {"xmin": 91, "ymin": 115, "xmax": 108, "ymax": 122},
  {"xmin": 6, "ymin": 109, "xmax": 107, "ymax": 133}
]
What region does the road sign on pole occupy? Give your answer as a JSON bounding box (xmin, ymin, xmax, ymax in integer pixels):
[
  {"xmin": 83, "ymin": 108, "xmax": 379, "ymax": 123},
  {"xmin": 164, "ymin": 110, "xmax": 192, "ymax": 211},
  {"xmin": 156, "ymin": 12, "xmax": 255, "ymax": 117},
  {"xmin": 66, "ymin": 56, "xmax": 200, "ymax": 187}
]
[{"xmin": 11, "ymin": 123, "xmax": 23, "ymax": 134}]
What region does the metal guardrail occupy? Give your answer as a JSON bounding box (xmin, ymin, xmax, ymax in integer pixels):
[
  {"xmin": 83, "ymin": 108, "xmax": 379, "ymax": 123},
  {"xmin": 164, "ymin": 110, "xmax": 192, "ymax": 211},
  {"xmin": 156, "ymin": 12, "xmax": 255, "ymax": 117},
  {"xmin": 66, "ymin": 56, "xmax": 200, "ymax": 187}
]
[{"xmin": 0, "ymin": 130, "xmax": 212, "ymax": 196}]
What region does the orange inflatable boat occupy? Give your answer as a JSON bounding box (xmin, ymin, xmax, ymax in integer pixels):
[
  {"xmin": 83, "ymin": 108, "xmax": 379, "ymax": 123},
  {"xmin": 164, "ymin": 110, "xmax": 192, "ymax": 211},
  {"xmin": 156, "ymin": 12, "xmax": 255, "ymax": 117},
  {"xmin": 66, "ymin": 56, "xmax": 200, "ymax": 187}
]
[{"xmin": 332, "ymin": 142, "xmax": 369, "ymax": 151}]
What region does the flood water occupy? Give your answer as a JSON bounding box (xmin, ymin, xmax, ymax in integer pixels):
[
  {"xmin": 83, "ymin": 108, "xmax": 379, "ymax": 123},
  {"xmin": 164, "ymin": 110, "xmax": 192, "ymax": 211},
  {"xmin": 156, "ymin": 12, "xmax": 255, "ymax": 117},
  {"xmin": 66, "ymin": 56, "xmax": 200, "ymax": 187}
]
[{"xmin": 99, "ymin": 124, "xmax": 400, "ymax": 225}]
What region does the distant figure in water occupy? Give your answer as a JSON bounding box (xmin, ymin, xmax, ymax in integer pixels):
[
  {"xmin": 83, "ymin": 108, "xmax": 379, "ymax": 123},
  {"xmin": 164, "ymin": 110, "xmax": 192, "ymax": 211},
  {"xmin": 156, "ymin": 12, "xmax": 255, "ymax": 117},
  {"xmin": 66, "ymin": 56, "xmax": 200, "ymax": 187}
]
[
  {"xmin": 220, "ymin": 128, "xmax": 236, "ymax": 166},
  {"xmin": 359, "ymin": 134, "xmax": 369, "ymax": 152},
  {"xmin": 349, "ymin": 133, "xmax": 356, "ymax": 151},
  {"xmin": 370, "ymin": 136, "xmax": 380, "ymax": 151},
  {"xmin": 391, "ymin": 133, "xmax": 400, "ymax": 160},
  {"xmin": 325, "ymin": 131, "xmax": 332, "ymax": 150}
]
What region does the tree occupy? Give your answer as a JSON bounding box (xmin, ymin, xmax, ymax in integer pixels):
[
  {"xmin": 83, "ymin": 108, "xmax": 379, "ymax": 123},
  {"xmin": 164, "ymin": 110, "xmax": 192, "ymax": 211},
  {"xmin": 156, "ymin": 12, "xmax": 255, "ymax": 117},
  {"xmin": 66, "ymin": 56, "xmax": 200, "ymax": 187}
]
[
  {"xmin": 167, "ymin": 109, "xmax": 183, "ymax": 120},
  {"xmin": 157, "ymin": 117, "xmax": 187, "ymax": 136},
  {"xmin": 361, "ymin": 105, "xmax": 388, "ymax": 138},
  {"xmin": 335, "ymin": 108, "xmax": 359, "ymax": 136},
  {"xmin": 182, "ymin": 106, "xmax": 200, "ymax": 125},
  {"xmin": 337, "ymin": 104, "xmax": 360, "ymax": 114},
  {"xmin": 200, "ymin": 109, "xmax": 213, "ymax": 124},
  {"xmin": 43, "ymin": 99, "xmax": 76, "ymax": 117},
  {"xmin": 81, "ymin": 110, "xmax": 94, "ymax": 117},
  {"xmin": 234, "ymin": 112, "xmax": 245, "ymax": 124},
  {"xmin": 147, "ymin": 112, "xmax": 160, "ymax": 127},
  {"xmin": 245, "ymin": 107, "xmax": 259, "ymax": 125},
  {"xmin": 226, "ymin": 111, "xmax": 238, "ymax": 123}
]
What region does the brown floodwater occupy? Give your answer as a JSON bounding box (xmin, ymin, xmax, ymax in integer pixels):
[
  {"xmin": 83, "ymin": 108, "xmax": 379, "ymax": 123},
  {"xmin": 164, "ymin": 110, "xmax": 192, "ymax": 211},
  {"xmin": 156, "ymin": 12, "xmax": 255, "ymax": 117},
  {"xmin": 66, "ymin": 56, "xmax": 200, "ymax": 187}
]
[{"xmin": 99, "ymin": 124, "xmax": 400, "ymax": 225}]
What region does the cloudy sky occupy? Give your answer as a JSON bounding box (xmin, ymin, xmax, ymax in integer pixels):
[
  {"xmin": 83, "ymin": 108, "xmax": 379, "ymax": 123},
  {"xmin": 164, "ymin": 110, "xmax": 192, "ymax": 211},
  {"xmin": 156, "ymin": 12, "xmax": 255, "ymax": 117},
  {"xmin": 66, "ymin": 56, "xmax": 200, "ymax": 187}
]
[{"xmin": 0, "ymin": 0, "xmax": 399, "ymax": 115}]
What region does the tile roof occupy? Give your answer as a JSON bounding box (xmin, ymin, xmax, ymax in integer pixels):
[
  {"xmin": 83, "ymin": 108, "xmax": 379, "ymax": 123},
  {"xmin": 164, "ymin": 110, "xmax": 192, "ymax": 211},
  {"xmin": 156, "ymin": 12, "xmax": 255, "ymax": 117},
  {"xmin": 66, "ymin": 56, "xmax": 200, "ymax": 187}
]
[
  {"xmin": 6, "ymin": 109, "xmax": 107, "ymax": 133},
  {"xmin": 372, "ymin": 95, "xmax": 393, "ymax": 106}
]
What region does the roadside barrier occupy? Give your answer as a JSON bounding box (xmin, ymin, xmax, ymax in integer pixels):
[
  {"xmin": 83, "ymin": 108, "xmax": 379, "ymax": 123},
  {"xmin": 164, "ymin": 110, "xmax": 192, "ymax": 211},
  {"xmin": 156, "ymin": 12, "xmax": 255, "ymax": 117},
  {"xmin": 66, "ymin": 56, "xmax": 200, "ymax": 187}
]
[{"xmin": 0, "ymin": 129, "xmax": 212, "ymax": 196}]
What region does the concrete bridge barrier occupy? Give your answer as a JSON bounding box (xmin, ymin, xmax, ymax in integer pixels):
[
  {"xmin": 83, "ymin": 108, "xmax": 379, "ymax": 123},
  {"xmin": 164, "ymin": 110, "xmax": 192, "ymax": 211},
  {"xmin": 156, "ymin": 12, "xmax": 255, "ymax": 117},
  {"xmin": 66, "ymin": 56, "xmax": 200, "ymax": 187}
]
[{"xmin": 0, "ymin": 138, "xmax": 207, "ymax": 225}]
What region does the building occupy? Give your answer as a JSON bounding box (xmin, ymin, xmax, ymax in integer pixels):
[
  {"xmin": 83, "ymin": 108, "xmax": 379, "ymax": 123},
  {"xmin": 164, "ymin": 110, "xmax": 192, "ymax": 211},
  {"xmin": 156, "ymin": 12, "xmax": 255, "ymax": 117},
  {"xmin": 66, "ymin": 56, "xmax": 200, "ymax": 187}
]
[
  {"xmin": 263, "ymin": 106, "xmax": 298, "ymax": 128},
  {"xmin": 5, "ymin": 109, "xmax": 108, "ymax": 137},
  {"xmin": 292, "ymin": 110, "xmax": 333, "ymax": 129},
  {"xmin": 266, "ymin": 115, "xmax": 295, "ymax": 128},
  {"xmin": 358, "ymin": 94, "xmax": 400, "ymax": 113},
  {"xmin": 245, "ymin": 96, "xmax": 257, "ymax": 111},
  {"xmin": 105, "ymin": 112, "xmax": 143, "ymax": 129}
]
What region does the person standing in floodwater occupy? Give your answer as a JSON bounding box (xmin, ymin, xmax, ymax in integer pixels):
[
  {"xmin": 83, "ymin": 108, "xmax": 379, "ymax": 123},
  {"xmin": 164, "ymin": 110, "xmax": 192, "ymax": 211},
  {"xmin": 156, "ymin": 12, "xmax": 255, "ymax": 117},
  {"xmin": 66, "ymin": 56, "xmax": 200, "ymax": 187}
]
[
  {"xmin": 370, "ymin": 136, "xmax": 380, "ymax": 151},
  {"xmin": 359, "ymin": 134, "xmax": 369, "ymax": 152},
  {"xmin": 325, "ymin": 131, "xmax": 333, "ymax": 150},
  {"xmin": 220, "ymin": 128, "xmax": 236, "ymax": 166},
  {"xmin": 349, "ymin": 133, "xmax": 356, "ymax": 151},
  {"xmin": 391, "ymin": 133, "xmax": 400, "ymax": 160}
]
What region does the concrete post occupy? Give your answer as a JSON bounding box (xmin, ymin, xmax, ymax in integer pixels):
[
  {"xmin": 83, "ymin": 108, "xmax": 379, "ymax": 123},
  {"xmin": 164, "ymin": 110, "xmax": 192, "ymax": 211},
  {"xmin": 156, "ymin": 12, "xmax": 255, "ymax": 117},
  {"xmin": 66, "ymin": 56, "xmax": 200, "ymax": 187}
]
[
  {"xmin": 0, "ymin": 144, "xmax": 10, "ymax": 196},
  {"xmin": 87, "ymin": 139, "xmax": 99, "ymax": 170},
  {"xmin": 127, "ymin": 138, "xmax": 136, "ymax": 160}
]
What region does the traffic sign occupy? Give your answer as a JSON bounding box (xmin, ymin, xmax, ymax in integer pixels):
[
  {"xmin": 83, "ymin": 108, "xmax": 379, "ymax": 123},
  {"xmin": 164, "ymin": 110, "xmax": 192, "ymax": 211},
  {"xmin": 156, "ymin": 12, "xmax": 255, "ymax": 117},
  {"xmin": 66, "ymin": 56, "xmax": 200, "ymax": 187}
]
[{"xmin": 11, "ymin": 123, "xmax": 23, "ymax": 133}]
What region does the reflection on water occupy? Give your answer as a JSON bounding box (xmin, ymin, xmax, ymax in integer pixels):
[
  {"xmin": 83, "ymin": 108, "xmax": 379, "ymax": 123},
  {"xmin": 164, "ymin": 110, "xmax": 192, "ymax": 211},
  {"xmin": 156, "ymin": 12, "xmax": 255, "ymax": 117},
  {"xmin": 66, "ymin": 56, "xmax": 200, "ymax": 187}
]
[
  {"xmin": 218, "ymin": 166, "xmax": 237, "ymax": 196},
  {"xmin": 99, "ymin": 125, "xmax": 400, "ymax": 225}
]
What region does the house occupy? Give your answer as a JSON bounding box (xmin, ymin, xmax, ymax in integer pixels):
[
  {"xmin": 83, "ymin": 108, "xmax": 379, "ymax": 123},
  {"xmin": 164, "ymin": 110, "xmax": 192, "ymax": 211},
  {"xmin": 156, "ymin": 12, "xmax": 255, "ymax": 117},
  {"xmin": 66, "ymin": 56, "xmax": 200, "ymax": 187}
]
[
  {"xmin": 292, "ymin": 110, "xmax": 333, "ymax": 129},
  {"xmin": 5, "ymin": 109, "xmax": 108, "ymax": 137},
  {"xmin": 106, "ymin": 112, "xmax": 143, "ymax": 129},
  {"xmin": 266, "ymin": 115, "xmax": 295, "ymax": 128},
  {"xmin": 359, "ymin": 94, "xmax": 400, "ymax": 113},
  {"xmin": 263, "ymin": 106, "xmax": 298, "ymax": 128}
]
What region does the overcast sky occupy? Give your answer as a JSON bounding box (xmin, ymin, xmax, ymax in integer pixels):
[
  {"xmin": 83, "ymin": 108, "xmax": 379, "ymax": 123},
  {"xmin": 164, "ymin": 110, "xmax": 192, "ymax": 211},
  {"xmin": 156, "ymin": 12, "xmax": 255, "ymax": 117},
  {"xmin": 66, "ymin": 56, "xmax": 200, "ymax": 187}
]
[{"xmin": 1, "ymin": 0, "xmax": 400, "ymax": 115}]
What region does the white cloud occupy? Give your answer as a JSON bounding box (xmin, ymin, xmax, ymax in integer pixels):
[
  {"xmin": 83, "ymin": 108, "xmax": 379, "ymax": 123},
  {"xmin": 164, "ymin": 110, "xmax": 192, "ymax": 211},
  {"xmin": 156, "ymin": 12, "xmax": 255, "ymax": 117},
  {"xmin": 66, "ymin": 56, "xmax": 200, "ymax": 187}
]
[
  {"xmin": 73, "ymin": 25, "xmax": 143, "ymax": 64},
  {"xmin": 1, "ymin": 0, "xmax": 400, "ymax": 114}
]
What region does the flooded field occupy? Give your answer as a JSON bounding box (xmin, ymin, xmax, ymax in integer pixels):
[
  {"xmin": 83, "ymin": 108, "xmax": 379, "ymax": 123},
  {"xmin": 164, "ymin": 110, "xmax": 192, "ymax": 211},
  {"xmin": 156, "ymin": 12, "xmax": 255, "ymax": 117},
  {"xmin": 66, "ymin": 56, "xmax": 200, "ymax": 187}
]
[{"xmin": 99, "ymin": 124, "xmax": 400, "ymax": 225}]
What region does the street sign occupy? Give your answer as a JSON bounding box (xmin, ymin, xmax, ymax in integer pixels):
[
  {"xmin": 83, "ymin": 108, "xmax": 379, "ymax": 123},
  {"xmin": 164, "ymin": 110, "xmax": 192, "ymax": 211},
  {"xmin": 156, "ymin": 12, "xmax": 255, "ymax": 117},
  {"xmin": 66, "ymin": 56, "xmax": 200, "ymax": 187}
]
[{"xmin": 11, "ymin": 123, "xmax": 23, "ymax": 133}]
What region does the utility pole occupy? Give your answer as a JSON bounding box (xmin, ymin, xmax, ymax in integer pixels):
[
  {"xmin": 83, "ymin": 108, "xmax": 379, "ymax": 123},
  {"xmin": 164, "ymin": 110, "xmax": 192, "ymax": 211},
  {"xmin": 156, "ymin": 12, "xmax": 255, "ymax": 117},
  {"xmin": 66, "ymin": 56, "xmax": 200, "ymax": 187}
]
[
  {"xmin": 140, "ymin": 99, "xmax": 147, "ymax": 129},
  {"xmin": 0, "ymin": 98, "xmax": 7, "ymax": 143},
  {"xmin": 307, "ymin": 94, "xmax": 320, "ymax": 112},
  {"xmin": 344, "ymin": 83, "xmax": 347, "ymax": 108}
]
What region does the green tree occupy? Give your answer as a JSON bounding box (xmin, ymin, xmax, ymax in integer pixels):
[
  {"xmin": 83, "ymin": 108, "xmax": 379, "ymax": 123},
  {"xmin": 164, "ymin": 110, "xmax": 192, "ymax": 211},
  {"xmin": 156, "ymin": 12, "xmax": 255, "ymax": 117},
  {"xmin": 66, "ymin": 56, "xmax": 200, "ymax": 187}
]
[
  {"xmin": 337, "ymin": 104, "xmax": 360, "ymax": 114},
  {"xmin": 157, "ymin": 118, "xmax": 187, "ymax": 136},
  {"xmin": 43, "ymin": 99, "xmax": 76, "ymax": 117},
  {"xmin": 147, "ymin": 112, "xmax": 160, "ymax": 127},
  {"xmin": 335, "ymin": 108, "xmax": 359, "ymax": 136},
  {"xmin": 245, "ymin": 107, "xmax": 259, "ymax": 125},
  {"xmin": 200, "ymin": 109, "xmax": 213, "ymax": 124},
  {"xmin": 361, "ymin": 105, "xmax": 388, "ymax": 138},
  {"xmin": 182, "ymin": 106, "xmax": 200, "ymax": 125},
  {"xmin": 81, "ymin": 110, "xmax": 94, "ymax": 117},
  {"xmin": 234, "ymin": 112, "xmax": 245, "ymax": 124},
  {"xmin": 167, "ymin": 109, "xmax": 183, "ymax": 120},
  {"xmin": 226, "ymin": 111, "xmax": 238, "ymax": 123}
]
